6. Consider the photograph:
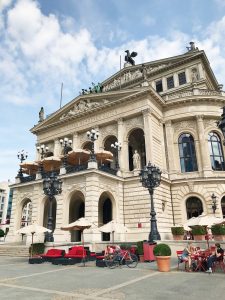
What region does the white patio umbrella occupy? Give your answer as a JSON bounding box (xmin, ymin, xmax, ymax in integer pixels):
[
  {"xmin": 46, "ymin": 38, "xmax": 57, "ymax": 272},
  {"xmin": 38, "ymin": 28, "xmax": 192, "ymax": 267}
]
[
  {"xmin": 98, "ymin": 220, "xmax": 128, "ymax": 243},
  {"xmin": 185, "ymin": 214, "xmax": 223, "ymax": 227},
  {"xmin": 16, "ymin": 224, "xmax": 51, "ymax": 257},
  {"xmin": 61, "ymin": 217, "xmax": 93, "ymax": 266}
]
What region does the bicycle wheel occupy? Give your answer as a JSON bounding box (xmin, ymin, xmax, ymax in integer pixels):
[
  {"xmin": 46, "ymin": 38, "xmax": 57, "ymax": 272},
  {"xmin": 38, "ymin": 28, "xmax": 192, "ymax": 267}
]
[
  {"xmin": 105, "ymin": 255, "xmax": 119, "ymax": 269},
  {"xmin": 125, "ymin": 253, "xmax": 138, "ymax": 268}
]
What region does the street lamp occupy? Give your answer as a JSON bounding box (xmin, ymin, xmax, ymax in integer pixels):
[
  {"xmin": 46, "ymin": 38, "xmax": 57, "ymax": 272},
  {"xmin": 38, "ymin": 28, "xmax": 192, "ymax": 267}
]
[
  {"xmin": 37, "ymin": 144, "xmax": 49, "ymax": 174},
  {"xmin": 111, "ymin": 141, "xmax": 121, "ymax": 169},
  {"xmin": 211, "ymin": 193, "xmax": 217, "ymax": 215},
  {"xmin": 60, "ymin": 137, "xmax": 72, "ymax": 168},
  {"xmin": 43, "ymin": 172, "xmax": 62, "ymax": 242},
  {"xmin": 86, "ymin": 129, "xmax": 99, "ymax": 162},
  {"xmin": 139, "ymin": 162, "xmax": 162, "ymax": 242},
  {"xmin": 217, "ymin": 106, "xmax": 225, "ymax": 143},
  {"xmin": 17, "ymin": 150, "xmax": 28, "ymax": 178}
]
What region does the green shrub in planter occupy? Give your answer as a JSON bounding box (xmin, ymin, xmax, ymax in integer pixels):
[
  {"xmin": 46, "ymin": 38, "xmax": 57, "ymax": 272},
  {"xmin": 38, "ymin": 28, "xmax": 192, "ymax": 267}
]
[
  {"xmin": 191, "ymin": 226, "xmax": 207, "ymax": 235},
  {"xmin": 171, "ymin": 226, "xmax": 184, "ymax": 235},
  {"xmin": 0, "ymin": 229, "xmax": 5, "ymax": 237},
  {"xmin": 153, "ymin": 243, "xmax": 171, "ymax": 256},
  {"xmin": 29, "ymin": 243, "xmax": 45, "ymax": 256},
  {"xmin": 136, "ymin": 241, "xmax": 144, "ymax": 255},
  {"xmin": 120, "ymin": 243, "xmax": 131, "ymax": 250},
  {"xmin": 211, "ymin": 224, "xmax": 225, "ymax": 235}
]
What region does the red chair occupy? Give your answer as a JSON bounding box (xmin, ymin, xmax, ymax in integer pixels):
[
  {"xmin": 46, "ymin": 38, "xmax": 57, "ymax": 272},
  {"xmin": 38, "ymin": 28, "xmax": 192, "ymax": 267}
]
[
  {"xmin": 41, "ymin": 249, "xmax": 65, "ymax": 262},
  {"xmin": 64, "ymin": 246, "xmax": 87, "ymax": 260}
]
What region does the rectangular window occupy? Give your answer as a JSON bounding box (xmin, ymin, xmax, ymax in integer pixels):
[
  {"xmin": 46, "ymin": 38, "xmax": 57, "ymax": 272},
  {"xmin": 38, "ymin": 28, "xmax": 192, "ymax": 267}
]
[
  {"xmin": 156, "ymin": 80, "xmax": 163, "ymax": 92},
  {"xmin": 167, "ymin": 76, "xmax": 174, "ymax": 89},
  {"xmin": 178, "ymin": 72, "xmax": 186, "ymax": 85}
]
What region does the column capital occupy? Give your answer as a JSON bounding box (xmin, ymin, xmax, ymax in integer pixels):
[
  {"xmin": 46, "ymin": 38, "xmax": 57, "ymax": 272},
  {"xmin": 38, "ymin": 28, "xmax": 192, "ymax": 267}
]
[
  {"xmin": 142, "ymin": 108, "xmax": 152, "ymax": 116},
  {"xmin": 164, "ymin": 120, "xmax": 172, "ymax": 127},
  {"xmin": 117, "ymin": 118, "xmax": 123, "ymax": 124},
  {"xmin": 196, "ymin": 115, "xmax": 204, "ymax": 121}
]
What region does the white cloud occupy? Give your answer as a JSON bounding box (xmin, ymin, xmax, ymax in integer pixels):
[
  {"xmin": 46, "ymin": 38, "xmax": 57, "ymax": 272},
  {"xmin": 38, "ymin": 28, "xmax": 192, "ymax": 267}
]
[
  {"xmin": 0, "ymin": 0, "xmax": 12, "ymax": 11},
  {"xmin": 1, "ymin": 0, "xmax": 225, "ymax": 111}
]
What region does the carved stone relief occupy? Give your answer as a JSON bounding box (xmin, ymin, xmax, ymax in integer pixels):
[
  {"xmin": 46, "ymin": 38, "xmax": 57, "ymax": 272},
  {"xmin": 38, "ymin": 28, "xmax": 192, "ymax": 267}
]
[
  {"xmin": 204, "ymin": 119, "xmax": 218, "ymax": 130},
  {"xmin": 173, "ymin": 120, "xmax": 197, "ymax": 134},
  {"xmin": 125, "ymin": 116, "xmax": 144, "ymax": 133},
  {"xmin": 59, "ymin": 98, "xmax": 109, "ymax": 120},
  {"xmin": 99, "ymin": 124, "xmax": 118, "ymax": 144}
]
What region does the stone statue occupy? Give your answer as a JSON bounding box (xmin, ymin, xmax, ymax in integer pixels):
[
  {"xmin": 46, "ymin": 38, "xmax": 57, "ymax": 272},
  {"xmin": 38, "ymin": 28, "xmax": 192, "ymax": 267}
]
[
  {"xmin": 39, "ymin": 107, "xmax": 44, "ymax": 122},
  {"xmin": 125, "ymin": 50, "xmax": 138, "ymax": 66},
  {"xmin": 191, "ymin": 68, "xmax": 198, "ymax": 82},
  {"xmin": 141, "ymin": 64, "xmax": 148, "ymax": 80},
  {"xmin": 133, "ymin": 150, "xmax": 141, "ymax": 170}
]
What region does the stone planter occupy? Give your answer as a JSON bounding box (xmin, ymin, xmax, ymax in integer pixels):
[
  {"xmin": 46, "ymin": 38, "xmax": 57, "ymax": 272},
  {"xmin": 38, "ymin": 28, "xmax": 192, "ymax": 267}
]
[
  {"xmin": 139, "ymin": 254, "xmax": 145, "ymax": 262},
  {"xmin": 193, "ymin": 235, "xmax": 205, "ymax": 241},
  {"xmin": 213, "ymin": 235, "xmax": 225, "ymax": 241},
  {"xmin": 173, "ymin": 235, "xmax": 183, "ymax": 241},
  {"xmin": 155, "ymin": 256, "xmax": 171, "ymax": 272}
]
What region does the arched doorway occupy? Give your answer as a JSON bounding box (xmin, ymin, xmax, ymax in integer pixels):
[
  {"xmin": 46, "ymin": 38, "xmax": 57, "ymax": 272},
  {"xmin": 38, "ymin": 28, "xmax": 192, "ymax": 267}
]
[
  {"xmin": 69, "ymin": 191, "xmax": 85, "ymax": 242},
  {"xmin": 43, "ymin": 197, "xmax": 57, "ymax": 232},
  {"xmin": 99, "ymin": 193, "xmax": 113, "ymax": 241},
  {"xmin": 82, "ymin": 141, "xmax": 92, "ymax": 152},
  {"xmin": 221, "ymin": 196, "xmax": 225, "ymax": 218},
  {"xmin": 128, "ymin": 128, "xmax": 146, "ymax": 171},
  {"xmin": 21, "ymin": 199, "xmax": 32, "ymax": 228},
  {"xmin": 186, "ymin": 197, "xmax": 203, "ymax": 219},
  {"xmin": 104, "ymin": 135, "xmax": 117, "ymax": 168}
]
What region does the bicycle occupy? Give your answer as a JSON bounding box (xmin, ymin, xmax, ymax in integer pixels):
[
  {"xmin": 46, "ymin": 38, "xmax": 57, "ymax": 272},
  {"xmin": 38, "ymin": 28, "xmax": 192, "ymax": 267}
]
[{"xmin": 105, "ymin": 250, "xmax": 138, "ymax": 269}]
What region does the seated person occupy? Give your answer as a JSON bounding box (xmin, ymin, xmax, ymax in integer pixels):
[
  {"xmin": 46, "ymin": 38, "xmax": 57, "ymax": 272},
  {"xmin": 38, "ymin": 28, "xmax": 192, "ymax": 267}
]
[
  {"xmin": 180, "ymin": 241, "xmax": 195, "ymax": 271},
  {"xmin": 104, "ymin": 245, "xmax": 114, "ymax": 258},
  {"xmin": 205, "ymin": 243, "xmax": 224, "ymax": 273}
]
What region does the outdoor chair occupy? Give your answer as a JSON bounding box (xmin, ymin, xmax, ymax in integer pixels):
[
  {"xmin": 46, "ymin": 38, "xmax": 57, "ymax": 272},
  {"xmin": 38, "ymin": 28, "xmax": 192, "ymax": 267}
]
[
  {"xmin": 212, "ymin": 254, "xmax": 225, "ymax": 273},
  {"xmin": 40, "ymin": 249, "xmax": 65, "ymax": 262},
  {"xmin": 176, "ymin": 250, "xmax": 188, "ymax": 271}
]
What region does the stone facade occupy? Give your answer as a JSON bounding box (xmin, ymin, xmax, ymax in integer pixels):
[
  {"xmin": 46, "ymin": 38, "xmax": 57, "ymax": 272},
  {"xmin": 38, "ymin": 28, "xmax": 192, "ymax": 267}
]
[{"xmin": 7, "ymin": 45, "xmax": 225, "ymax": 245}]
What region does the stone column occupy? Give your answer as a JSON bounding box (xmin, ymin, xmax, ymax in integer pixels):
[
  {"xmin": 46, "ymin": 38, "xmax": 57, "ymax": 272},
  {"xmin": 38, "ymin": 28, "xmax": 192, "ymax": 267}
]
[
  {"xmin": 196, "ymin": 115, "xmax": 211, "ymax": 175},
  {"xmin": 72, "ymin": 132, "xmax": 79, "ymax": 149},
  {"xmin": 117, "ymin": 118, "xmax": 125, "ymax": 171},
  {"xmin": 174, "ymin": 72, "xmax": 179, "ymax": 87},
  {"xmin": 54, "ymin": 139, "xmax": 61, "ymax": 156},
  {"xmin": 142, "ymin": 109, "xmax": 153, "ymax": 163},
  {"xmin": 164, "ymin": 120, "xmax": 176, "ymax": 174},
  {"xmin": 123, "ymin": 140, "xmax": 129, "ymax": 172}
]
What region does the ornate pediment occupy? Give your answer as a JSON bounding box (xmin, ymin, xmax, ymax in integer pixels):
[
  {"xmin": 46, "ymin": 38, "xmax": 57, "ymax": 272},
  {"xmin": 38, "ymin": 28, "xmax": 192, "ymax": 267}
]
[{"xmin": 59, "ymin": 98, "xmax": 110, "ymax": 120}]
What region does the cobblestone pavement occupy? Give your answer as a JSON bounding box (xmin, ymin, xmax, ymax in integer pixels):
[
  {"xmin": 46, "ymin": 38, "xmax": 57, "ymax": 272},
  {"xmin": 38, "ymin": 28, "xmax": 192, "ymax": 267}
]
[{"xmin": 0, "ymin": 257, "xmax": 224, "ymax": 300}]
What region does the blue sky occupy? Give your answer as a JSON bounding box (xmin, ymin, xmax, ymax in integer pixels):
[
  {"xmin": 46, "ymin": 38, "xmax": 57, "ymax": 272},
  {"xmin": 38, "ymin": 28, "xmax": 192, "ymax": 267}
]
[{"xmin": 1, "ymin": 0, "xmax": 225, "ymax": 182}]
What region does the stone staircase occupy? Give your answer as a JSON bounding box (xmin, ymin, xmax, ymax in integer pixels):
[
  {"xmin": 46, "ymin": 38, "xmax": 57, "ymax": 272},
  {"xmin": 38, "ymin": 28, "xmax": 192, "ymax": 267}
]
[{"xmin": 0, "ymin": 244, "xmax": 30, "ymax": 257}]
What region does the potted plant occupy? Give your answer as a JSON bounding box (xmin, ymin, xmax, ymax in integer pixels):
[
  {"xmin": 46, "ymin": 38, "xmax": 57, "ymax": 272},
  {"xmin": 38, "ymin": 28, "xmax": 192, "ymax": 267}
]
[
  {"xmin": 0, "ymin": 229, "xmax": 5, "ymax": 241},
  {"xmin": 191, "ymin": 225, "xmax": 207, "ymax": 240},
  {"xmin": 153, "ymin": 243, "xmax": 171, "ymax": 272},
  {"xmin": 211, "ymin": 224, "xmax": 225, "ymax": 241},
  {"xmin": 171, "ymin": 226, "xmax": 184, "ymax": 240},
  {"xmin": 137, "ymin": 241, "xmax": 144, "ymax": 262}
]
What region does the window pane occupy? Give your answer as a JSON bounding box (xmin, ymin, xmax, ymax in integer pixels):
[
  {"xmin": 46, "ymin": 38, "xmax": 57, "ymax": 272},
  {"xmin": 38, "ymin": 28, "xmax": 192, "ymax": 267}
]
[
  {"xmin": 167, "ymin": 76, "xmax": 174, "ymax": 89},
  {"xmin": 178, "ymin": 72, "xmax": 186, "ymax": 85},
  {"xmin": 156, "ymin": 80, "xmax": 163, "ymax": 92},
  {"xmin": 208, "ymin": 132, "xmax": 225, "ymax": 171},
  {"xmin": 178, "ymin": 133, "xmax": 198, "ymax": 172}
]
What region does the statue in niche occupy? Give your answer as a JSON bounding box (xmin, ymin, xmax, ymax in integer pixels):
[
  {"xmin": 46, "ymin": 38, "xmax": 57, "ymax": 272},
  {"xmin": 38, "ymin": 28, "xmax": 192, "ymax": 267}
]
[
  {"xmin": 39, "ymin": 107, "xmax": 44, "ymax": 122},
  {"xmin": 125, "ymin": 50, "xmax": 138, "ymax": 66},
  {"xmin": 133, "ymin": 150, "xmax": 141, "ymax": 170},
  {"xmin": 191, "ymin": 68, "xmax": 199, "ymax": 82}
]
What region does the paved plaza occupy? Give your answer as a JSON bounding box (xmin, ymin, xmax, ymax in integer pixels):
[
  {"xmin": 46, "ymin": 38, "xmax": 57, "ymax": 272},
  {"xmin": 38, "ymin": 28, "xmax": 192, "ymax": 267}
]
[{"xmin": 0, "ymin": 257, "xmax": 224, "ymax": 300}]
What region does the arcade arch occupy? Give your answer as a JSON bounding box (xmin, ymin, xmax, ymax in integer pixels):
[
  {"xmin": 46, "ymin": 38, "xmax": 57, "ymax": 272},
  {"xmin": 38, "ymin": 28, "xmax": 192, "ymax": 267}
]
[
  {"xmin": 128, "ymin": 128, "xmax": 146, "ymax": 170},
  {"xmin": 98, "ymin": 192, "xmax": 114, "ymax": 241},
  {"xmin": 69, "ymin": 191, "xmax": 85, "ymax": 242}
]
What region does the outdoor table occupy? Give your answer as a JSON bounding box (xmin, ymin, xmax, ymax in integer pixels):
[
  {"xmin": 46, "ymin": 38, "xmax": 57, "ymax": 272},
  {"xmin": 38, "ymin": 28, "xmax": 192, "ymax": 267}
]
[{"xmin": 191, "ymin": 251, "xmax": 210, "ymax": 272}]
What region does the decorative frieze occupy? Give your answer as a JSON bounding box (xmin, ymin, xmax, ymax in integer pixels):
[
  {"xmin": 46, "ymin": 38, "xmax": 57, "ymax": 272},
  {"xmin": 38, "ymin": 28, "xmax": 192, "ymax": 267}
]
[{"xmin": 173, "ymin": 120, "xmax": 196, "ymax": 134}]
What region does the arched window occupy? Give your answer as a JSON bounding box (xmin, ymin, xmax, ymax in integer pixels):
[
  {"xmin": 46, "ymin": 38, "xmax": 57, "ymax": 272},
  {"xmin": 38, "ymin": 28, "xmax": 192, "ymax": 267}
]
[
  {"xmin": 221, "ymin": 196, "xmax": 225, "ymax": 218},
  {"xmin": 178, "ymin": 133, "xmax": 198, "ymax": 172},
  {"xmin": 186, "ymin": 197, "xmax": 203, "ymax": 219},
  {"xmin": 208, "ymin": 132, "xmax": 225, "ymax": 171}
]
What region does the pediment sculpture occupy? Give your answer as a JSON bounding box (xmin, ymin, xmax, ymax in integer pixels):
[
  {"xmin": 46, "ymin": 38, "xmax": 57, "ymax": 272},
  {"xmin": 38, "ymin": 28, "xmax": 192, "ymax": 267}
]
[{"xmin": 60, "ymin": 99, "xmax": 109, "ymax": 120}]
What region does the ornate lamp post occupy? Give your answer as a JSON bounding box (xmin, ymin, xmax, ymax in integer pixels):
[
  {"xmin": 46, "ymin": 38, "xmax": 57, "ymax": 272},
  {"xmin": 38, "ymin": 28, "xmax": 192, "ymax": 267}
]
[
  {"xmin": 43, "ymin": 172, "xmax": 62, "ymax": 242},
  {"xmin": 17, "ymin": 150, "xmax": 28, "ymax": 178},
  {"xmin": 37, "ymin": 144, "xmax": 49, "ymax": 174},
  {"xmin": 211, "ymin": 193, "xmax": 217, "ymax": 215},
  {"xmin": 139, "ymin": 162, "xmax": 162, "ymax": 242},
  {"xmin": 111, "ymin": 141, "xmax": 121, "ymax": 169},
  {"xmin": 86, "ymin": 129, "xmax": 99, "ymax": 162},
  {"xmin": 60, "ymin": 137, "xmax": 72, "ymax": 168}
]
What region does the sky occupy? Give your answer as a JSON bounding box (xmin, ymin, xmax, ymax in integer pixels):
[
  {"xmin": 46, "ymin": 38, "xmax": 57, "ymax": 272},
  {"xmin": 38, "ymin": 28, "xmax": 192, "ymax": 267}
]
[{"xmin": 1, "ymin": 0, "xmax": 225, "ymax": 182}]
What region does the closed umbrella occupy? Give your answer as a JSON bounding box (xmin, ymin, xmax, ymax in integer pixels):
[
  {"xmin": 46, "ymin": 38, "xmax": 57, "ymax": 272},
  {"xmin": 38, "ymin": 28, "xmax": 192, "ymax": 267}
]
[
  {"xmin": 98, "ymin": 220, "xmax": 128, "ymax": 243},
  {"xmin": 61, "ymin": 217, "xmax": 93, "ymax": 266},
  {"xmin": 16, "ymin": 224, "xmax": 51, "ymax": 257}
]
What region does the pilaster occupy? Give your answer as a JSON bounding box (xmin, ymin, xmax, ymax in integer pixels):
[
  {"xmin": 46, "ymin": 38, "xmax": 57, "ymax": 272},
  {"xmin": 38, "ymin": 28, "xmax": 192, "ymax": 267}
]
[{"xmin": 142, "ymin": 108, "xmax": 153, "ymax": 163}]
